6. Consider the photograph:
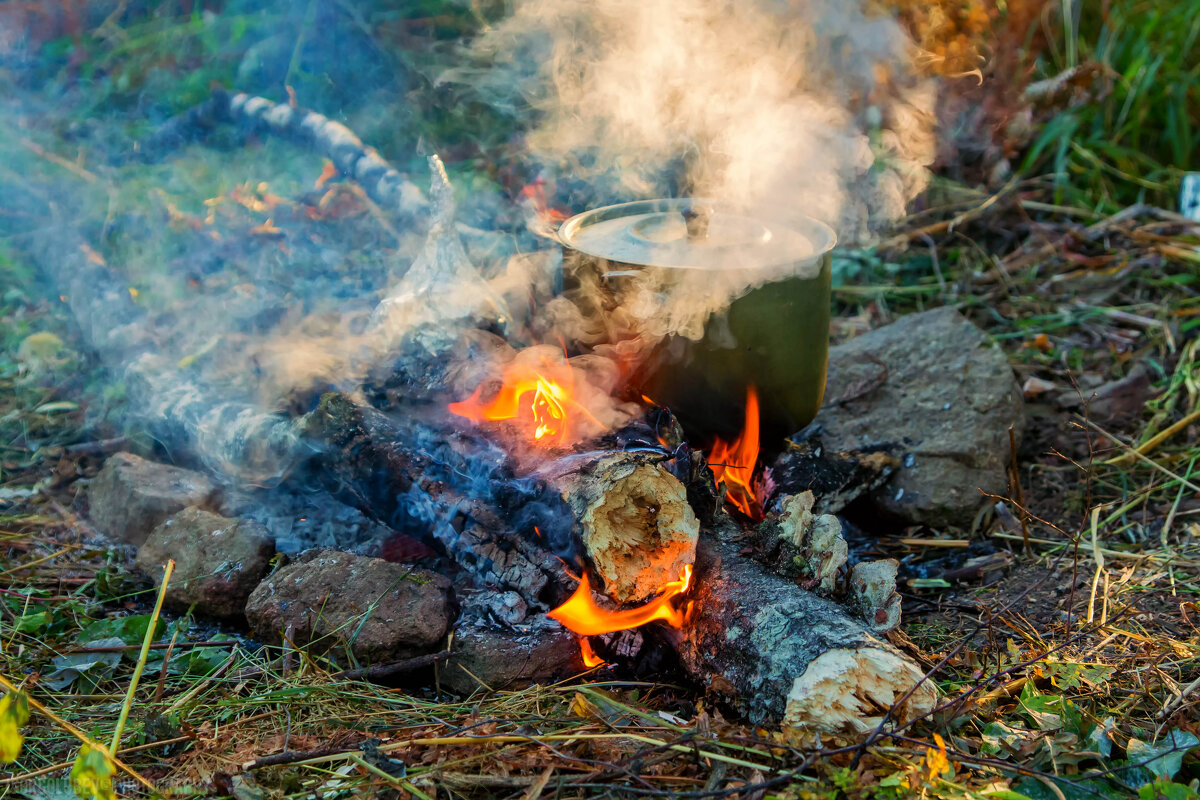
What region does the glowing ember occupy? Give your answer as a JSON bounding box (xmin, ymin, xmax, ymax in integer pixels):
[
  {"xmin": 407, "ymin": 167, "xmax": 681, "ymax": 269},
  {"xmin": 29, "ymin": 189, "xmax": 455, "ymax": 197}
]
[
  {"xmin": 709, "ymin": 386, "xmax": 762, "ymax": 520},
  {"xmin": 449, "ymin": 354, "xmax": 585, "ymax": 446},
  {"xmin": 548, "ymin": 565, "xmax": 693, "ymax": 636},
  {"xmin": 579, "ymin": 637, "xmax": 605, "ymax": 668}
]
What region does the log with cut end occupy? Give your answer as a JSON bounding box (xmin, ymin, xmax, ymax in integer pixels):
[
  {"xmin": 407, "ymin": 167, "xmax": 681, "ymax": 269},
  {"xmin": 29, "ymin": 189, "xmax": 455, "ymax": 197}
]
[
  {"xmin": 538, "ymin": 451, "xmax": 699, "ymax": 605},
  {"xmin": 678, "ymin": 529, "xmax": 936, "ymax": 738}
]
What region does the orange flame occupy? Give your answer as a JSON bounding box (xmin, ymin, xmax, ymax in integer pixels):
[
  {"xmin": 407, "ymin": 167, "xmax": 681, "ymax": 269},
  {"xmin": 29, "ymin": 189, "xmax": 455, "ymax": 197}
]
[
  {"xmin": 579, "ymin": 637, "xmax": 605, "ymax": 667},
  {"xmin": 548, "ymin": 565, "xmax": 693, "ymax": 636},
  {"xmin": 519, "ymin": 177, "xmax": 569, "ymax": 224},
  {"xmin": 710, "ymin": 386, "xmax": 762, "ymax": 520},
  {"xmin": 449, "ymin": 356, "xmax": 579, "ymax": 446}
]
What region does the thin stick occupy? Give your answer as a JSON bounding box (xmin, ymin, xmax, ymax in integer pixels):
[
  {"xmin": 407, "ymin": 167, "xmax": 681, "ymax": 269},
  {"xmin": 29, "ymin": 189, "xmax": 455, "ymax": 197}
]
[
  {"xmin": 18, "ymin": 138, "xmax": 100, "ymax": 184},
  {"xmin": 62, "ymin": 639, "xmax": 231, "ymax": 654},
  {"xmin": 0, "ymin": 735, "xmax": 190, "ymax": 786},
  {"xmin": 1009, "ymin": 425, "xmax": 1032, "ymax": 556},
  {"xmin": 111, "ymin": 559, "xmax": 174, "ymax": 754},
  {"xmin": 990, "ymin": 532, "xmax": 1200, "ymax": 567},
  {"xmin": 0, "ymin": 547, "xmax": 74, "ymax": 577},
  {"xmin": 64, "ymin": 437, "xmax": 129, "ymax": 456},
  {"xmin": 1083, "ymin": 417, "xmax": 1200, "ymax": 494},
  {"xmin": 332, "ymin": 651, "xmax": 449, "ymax": 681},
  {"xmin": 246, "ymin": 741, "xmax": 363, "ymax": 769},
  {"xmin": 153, "ymin": 628, "xmax": 181, "ymax": 703}
]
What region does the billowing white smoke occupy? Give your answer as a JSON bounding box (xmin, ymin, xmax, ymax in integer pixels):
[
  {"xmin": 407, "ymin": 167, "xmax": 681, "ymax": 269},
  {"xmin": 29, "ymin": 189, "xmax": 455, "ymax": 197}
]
[{"xmin": 466, "ymin": 0, "xmax": 936, "ymax": 241}]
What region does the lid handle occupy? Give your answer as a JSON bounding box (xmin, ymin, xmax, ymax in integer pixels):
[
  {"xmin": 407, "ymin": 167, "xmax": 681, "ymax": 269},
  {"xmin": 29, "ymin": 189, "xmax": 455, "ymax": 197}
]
[{"xmin": 682, "ymin": 202, "xmax": 713, "ymax": 241}]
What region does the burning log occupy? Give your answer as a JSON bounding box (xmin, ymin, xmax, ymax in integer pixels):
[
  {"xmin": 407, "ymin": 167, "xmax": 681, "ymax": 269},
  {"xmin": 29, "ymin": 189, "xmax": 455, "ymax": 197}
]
[
  {"xmin": 298, "ymin": 392, "xmax": 563, "ymax": 609},
  {"xmin": 678, "ymin": 528, "xmax": 936, "ymax": 737},
  {"xmin": 301, "ymin": 392, "xmax": 699, "ymax": 609},
  {"xmin": 537, "ymin": 451, "xmax": 699, "ymax": 604}
]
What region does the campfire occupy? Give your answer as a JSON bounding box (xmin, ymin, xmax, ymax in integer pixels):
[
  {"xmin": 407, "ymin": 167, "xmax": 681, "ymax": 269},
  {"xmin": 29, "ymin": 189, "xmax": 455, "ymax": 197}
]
[
  {"xmin": 303, "ymin": 184, "xmax": 931, "ymax": 735},
  {"xmin": 13, "ymin": 1, "xmax": 1193, "ymax": 796},
  {"xmin": 14, "ymin": 0, "xmax": 961, "ymax": 745}
]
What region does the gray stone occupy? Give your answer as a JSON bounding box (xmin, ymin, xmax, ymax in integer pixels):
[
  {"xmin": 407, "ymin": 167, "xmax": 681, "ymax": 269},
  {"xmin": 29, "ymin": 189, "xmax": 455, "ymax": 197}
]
[
  {"xmin": 136, "ymin": 507, "xmax": 274, "ymax": 619},
  {"xmin": 440, "ymin": 616, "xmax": 581, "ymax": 695},
  {"xmin": 814, "ymin": 307, "xmax": 1025, "ymax": 526},
  {"xmin": 244, "ymin": 551, "xmax": 451, "ymax": 662},
  {"xmin": 88, "ymin": 453, "xmax": 216, "ymax": 545}
]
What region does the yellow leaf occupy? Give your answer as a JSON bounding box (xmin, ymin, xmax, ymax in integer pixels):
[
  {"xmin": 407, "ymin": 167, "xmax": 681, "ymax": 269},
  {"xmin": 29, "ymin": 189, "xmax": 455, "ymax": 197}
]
[
  {"xmin": 71, "ymin": 744, "xmax": 117, "ymax": 800},
  {"xmin": 924, "ymin": 732, "xmax": 953, "ymax": 780},
  {"xmin": 570, "ymin": 692, "xmax": 597, "ymax": 718},
  {"xmin": 0, "ymin": 691, "xmax": 30, "ymax": 764}
]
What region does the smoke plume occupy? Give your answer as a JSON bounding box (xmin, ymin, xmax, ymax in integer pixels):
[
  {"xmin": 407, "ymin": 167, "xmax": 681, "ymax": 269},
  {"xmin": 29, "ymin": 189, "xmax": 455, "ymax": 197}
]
[{"xmin": 467, "ymin": 0, "xmax": 936, "ymax": 241}]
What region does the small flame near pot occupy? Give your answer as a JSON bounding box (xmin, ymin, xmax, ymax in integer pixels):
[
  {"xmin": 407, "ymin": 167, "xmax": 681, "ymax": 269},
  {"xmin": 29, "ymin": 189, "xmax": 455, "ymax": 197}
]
[
  {"xmin": 447, "ymin": 351, "xmax": 604, "ymax": 448},
  {"xmin": 709, "ymin": 386, "xmax": 763, "ymax": 520}
]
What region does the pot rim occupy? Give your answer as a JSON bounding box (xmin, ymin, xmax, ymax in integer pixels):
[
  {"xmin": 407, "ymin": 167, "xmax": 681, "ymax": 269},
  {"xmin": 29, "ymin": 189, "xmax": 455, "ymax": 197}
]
[{"xmin": 558, "ymin": 197, "xmax": 837, "ymax": 271}]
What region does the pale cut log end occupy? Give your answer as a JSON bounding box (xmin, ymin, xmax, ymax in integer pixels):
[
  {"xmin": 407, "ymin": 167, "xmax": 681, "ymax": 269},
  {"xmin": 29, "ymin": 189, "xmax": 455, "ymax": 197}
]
[
  {"xmin": 783, "ymin": 646, "xmax": 937, "ymax": 737},
  {"xmin": 574, "ymin": 457, "xmax": 699, "ymax": 604}
]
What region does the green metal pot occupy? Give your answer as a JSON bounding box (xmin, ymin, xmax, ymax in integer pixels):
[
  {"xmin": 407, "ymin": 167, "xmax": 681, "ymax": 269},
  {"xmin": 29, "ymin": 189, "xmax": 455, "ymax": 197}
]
[{"xmin": 558, "ymin": 199, "xmax": 836, "ymax": 445}]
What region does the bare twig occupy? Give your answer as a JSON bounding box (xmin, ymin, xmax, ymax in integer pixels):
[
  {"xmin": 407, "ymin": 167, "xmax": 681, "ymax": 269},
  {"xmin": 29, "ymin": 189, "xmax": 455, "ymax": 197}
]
[
  {"xmin": 332, "ymin": 651, "xmax": 449, "ymax": 682},
  {"xmin": 1009, "ymin": 425, "xmax": 1032, "ymax": 556}
]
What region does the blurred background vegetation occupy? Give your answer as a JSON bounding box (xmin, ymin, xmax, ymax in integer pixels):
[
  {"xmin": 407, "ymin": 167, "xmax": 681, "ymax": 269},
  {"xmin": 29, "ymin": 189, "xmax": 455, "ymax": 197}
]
[{"xmin": 1, "ymin": 0, "xmax": 1196, "ymax": 213}]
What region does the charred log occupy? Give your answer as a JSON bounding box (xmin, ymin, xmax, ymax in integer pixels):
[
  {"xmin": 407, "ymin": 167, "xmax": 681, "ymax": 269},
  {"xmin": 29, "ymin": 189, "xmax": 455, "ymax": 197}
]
[
  {"xmin": 23, "ymin": 218, "xmax": 302, "ymax": 481},
  {"xmin": 301, "ymin": 392, "xmax": 705, "ymax": 608},
  {"xmin": 298, "ymin": 392, "xmax": 567, "ymax": 610},
  {"xmin": 768, "ymin": 439, "xmax": 898, "ymax": 516},
  {"xmin": 678, "ymin": 526, "xmax": 935, "ymax": 737},
  {"xmin": 299, "ymin": 391, "xmax": 436, "ymax": 521}
]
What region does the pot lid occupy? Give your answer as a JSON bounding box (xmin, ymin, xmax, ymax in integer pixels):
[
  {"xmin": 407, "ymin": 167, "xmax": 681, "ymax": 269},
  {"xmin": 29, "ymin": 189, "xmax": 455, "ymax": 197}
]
[{"xmin": 558, "ymin": 198, "xmax": 836, "ymax": 271}]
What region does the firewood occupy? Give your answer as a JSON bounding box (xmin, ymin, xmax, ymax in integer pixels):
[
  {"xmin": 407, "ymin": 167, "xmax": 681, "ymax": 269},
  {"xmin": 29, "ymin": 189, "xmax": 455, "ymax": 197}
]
[
  {"xmin": 537, "ymin": 451, "xmax": 699, "ymax": 605},
  {"xmin": 133, "ymin": 89, "xmax": 427, "ymax": 221},
  {"xmin": 767, "ymin": 439, "xmax": 898, "ymax": 516},
  {"xmin": 299, "ymin": 392, "xmax": 565, "ymax": 609},
  {"xmin": 753, "ymin": 491, "xmax": 847, "ymax": 593},
  {"xmin": 678, "ymin": 529, "xmax": 935, "ymax": 737}
]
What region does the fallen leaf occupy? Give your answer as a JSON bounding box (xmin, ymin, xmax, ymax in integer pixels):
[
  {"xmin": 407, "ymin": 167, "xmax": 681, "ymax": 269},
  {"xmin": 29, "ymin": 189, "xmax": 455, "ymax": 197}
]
[{"xmin": 315, "ymin": 161, "xmax": 339, "ymax": 189}]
